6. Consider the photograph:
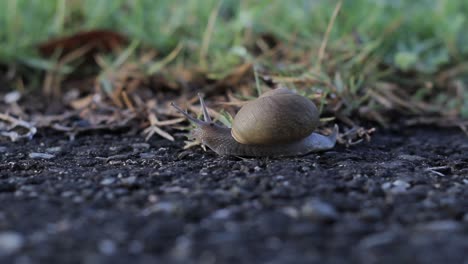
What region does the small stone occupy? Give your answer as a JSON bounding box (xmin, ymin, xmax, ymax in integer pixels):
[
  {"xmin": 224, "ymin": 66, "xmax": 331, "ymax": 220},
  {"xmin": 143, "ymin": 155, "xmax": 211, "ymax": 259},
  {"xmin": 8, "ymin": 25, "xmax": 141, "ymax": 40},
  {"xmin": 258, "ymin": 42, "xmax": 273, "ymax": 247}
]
[
  {"xmin": 131, "ymin": 143, "xmax": 150, "ymax": 150},
  {"xmin": 381, "ymin": 182, "xmax": 392, "ymax": 190},
  {"xmin": 4, "ymin": 91, "xmax": 21, "ymax": 104},
  {"xmin": 398, "ymin": 154, "xmax": 425, "ymax": 161},
  {"xmin": 281, "ymin": 207, "xmax": 299, "ymax": 218},
  {"xmin": 98, "ymin": 239, "xmax": 117, "ymax": 255},
  {"xmin": 46, "ymin": 147, "xmax": 62, "ymax": 153},
  {"xmin": 140, "ymin": 153, "xmax": 156, "ymax": 159},
  {"xmin": 301, "ymin": 199, "xmax": 338, "ymax": 221},
  {"xmin": 61, "ymin": 191, "xmax": 75, "ymax": 198},
  {"xmin": 29, "ymin": 152, "xmax": 55, "ymax": 159},
  {"xmin": 72, "ymin": 196, "xmax": 84, "ymax": 203},
  {"xmin": 393, "ymin": 180, "xmax": 410, "ymax": 188},
  {"xmin": 210, "ymin": 209, "xmax": 231, "ymax": 220},
  {"xmin": 100, "ymin": 178, "xmax": 116, "ymax": 186},
  {"xmin": 121, "ymin": 176, "xmax": 137, "ymax": 185},
  {"xmin": 275, "ymin": 175, "xmax": 285, "ymax": 181},
  {"xmin": 0, "ymin": 146, "xmax": 7, "ymax": 153},
  {"xmin": 382, "ymin": 180, "xmax": 411, "ymax": 194},
  {"xmin": 0, "ymin": 231, "xmax": 24, "ymax": 255}
]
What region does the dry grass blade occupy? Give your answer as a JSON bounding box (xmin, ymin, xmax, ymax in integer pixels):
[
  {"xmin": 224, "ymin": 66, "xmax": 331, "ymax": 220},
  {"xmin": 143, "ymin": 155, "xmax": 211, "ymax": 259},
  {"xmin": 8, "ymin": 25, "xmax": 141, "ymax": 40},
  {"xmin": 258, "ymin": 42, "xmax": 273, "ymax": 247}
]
[
  {"xmin": 424, "ymin": 166, "xmax": 451, "ymax": 177},
  {"xmin": 0, "ymin": 113, "xmax": 37, "ymax": 141},
  {"xmin": 94, "ymin": 50, "xmax": 147, "ymax": 110},
  {"xmin": 199, "ymin": 1, "xmax": 222, "ymax": 69},
  {"xmin": 338, "ymin": 126, "xmax": 376, "ymax": 146},
  {"xmin": 143, "ymin": 113, "xmax": 184, "ymax": 141},
  {"xmin": 144, "ymin": 125, "xmax": 174, "ymax": 141},
  {"xmin": 147, "ymin": 43, "xmax": 183, "ymax": 74},
  {"xmin": 121, "ymin": 91, "xmax": 135, "ymax": 111},
  {"xmin": 316, "ymin": 0, "xmax": 343, "ymax": 70}
]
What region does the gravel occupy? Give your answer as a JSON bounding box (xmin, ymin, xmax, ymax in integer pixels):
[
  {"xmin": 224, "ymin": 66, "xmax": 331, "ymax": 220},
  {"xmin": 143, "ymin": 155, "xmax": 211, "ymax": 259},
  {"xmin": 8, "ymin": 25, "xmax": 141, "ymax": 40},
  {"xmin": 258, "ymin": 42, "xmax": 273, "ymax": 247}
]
[{"xmin": 0, "ymin": 127, "xmax": 467, "ymax": 264}]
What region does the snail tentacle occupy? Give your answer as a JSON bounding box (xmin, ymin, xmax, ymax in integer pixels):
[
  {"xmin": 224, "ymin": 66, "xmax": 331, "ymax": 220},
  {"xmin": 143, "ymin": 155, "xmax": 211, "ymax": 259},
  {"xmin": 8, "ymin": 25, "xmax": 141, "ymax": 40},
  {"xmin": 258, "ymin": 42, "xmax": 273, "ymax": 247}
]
[
  {"xmin": 171, "ymin": 102, "xmax": 206, "ymax": 126},
  {"xmin": 197, "ymin": 93, "xmax": 212, "ymax": 122}
]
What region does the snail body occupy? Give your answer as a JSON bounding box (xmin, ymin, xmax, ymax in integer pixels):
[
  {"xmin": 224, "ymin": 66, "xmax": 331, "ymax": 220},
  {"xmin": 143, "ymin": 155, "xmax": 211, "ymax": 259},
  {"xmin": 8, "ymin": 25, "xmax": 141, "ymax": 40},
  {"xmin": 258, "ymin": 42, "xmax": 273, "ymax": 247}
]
[{"xmin": 172, "ymin": 88, "xmax": 337, "ymax": 157}]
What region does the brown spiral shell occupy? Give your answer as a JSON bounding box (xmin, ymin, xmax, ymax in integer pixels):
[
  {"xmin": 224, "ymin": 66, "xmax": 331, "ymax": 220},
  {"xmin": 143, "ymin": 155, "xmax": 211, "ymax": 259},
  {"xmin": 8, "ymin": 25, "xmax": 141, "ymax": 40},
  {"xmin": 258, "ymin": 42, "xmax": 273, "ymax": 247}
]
[{"xmin": 231, "ymin": 88, "xmax": 319, "ymax": 145}]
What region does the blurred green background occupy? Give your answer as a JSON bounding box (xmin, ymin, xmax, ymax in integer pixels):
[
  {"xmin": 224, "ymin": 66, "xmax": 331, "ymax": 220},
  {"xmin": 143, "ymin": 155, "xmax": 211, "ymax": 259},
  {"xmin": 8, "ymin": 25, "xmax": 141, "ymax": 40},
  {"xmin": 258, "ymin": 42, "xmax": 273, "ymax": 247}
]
[{"xmin": 1, "ymin": 0, "xmax": 467, "ymax": 119}]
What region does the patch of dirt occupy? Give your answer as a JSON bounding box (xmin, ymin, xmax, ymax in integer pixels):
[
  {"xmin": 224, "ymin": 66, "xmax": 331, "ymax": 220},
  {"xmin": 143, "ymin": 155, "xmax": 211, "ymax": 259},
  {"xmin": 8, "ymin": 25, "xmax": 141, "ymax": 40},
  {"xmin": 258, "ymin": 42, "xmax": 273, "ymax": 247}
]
[{"xmin": 0, "ymin": 128, "xmax": 467, "ymax": 264}]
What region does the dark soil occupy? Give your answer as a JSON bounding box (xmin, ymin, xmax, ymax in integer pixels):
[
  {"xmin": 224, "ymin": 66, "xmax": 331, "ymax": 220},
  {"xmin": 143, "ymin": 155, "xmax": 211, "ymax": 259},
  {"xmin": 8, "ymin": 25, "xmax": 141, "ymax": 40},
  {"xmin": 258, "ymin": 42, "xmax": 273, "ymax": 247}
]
[{"xmin": 0, "ymin": 128, "xmax": 467, "ymax": 264}]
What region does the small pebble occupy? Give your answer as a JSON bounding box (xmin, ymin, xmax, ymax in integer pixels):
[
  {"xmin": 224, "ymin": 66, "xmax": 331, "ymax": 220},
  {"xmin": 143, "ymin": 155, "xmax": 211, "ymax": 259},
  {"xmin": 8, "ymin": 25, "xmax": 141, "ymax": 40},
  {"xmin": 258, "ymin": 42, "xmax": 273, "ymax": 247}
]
[
  {"xmin": 98, "ymin": 239, "xmax": 117, "ymax": 255},
  {"xmin": 100, "ymin": 178, "xmax": 116, "ymax": 186},
  {"xmin": 0, "ymin": 146, "xmax": 7, "ymax": 153},
  {"xmin": 301, "ymin": 199, "xmax": 338, "ymax": 221},
  {"xmin": 46, "ymin": 147, "xmax": 62, "ymax": 153},
  {"xmin": 0, "ymin": 231, "xmax": 24, "ymax": 255},
  {"xmin": 210, "ymin": 209, "xmax": 231, "ymax": 220},
  {"xmin": 121, "ymin": 176, "xmax": 137, "ymax": 185},
  {"xmin": 382, "ymin": 180, "xmax": 410, "ymax": 194},
  {"xmin": 393, "ymin": 180, "xmax": 410, "ymax": 189},
  {"xmin": 4, "ymin": 91, "xmax": 21, "ymax": 103},
  {"xmin": 281, "ymin": 207, "xmax": 299, "ymax": 218},
  {"xmin": 29, "ymin": 152, "xmax": 55, "ymax": 160},
  {"xmin": 398, "ymin": 154, "xmax": 425, "ymax": 161},
  {"xmin": 131, "ymin": 143, "xmax": 150, "ymax": 150},
  {"xmin": 61, "ymin": 191, "xmax": 75, "ymax": 198},
  {"xmin": 72, "ymin": 196, "xmax": 84, "ymax": 203},
  {"xmin": 140, "ymin": 153, "xmax": 156, "ymax": 159},
  {"xmin": 275, "ymin": 175, "xmax": 285, "ymax": 181}
]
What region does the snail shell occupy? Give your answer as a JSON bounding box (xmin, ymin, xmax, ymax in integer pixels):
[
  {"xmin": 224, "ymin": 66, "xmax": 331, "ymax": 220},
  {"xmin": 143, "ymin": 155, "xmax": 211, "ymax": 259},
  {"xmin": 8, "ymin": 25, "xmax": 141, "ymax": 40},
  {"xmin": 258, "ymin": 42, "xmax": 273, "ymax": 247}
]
[{"xmin": 231, "ymin": 88, "xmax": 319, "ymax": 145}]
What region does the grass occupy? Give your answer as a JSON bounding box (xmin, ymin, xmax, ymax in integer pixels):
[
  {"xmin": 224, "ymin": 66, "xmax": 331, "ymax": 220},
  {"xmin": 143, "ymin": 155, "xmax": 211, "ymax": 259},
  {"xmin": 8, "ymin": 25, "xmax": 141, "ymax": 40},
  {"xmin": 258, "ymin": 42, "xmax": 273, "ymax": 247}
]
[{"xmin": 0, "ymin": 0, "xmax": 467, "ymax": 127}]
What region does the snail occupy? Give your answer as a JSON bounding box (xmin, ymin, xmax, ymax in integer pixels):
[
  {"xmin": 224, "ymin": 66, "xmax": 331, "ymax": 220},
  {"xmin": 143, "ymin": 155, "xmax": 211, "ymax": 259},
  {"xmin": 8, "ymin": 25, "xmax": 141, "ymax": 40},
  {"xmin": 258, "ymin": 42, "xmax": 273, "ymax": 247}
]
[{"xmin": 171, "ymin": 88, "xmax": 338, "ymax": 157}]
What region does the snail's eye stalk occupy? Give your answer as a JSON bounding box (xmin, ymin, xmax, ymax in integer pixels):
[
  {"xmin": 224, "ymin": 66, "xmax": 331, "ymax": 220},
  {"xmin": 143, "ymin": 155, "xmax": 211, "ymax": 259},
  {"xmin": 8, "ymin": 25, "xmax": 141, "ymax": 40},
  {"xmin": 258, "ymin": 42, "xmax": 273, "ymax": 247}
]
[
  {"xmin": 171, "ymin": 102, "xmax": 204, "ymax": 125},
  {"xmin": 197, "ymin": 93, "xmax": 212, "ymax": 123}
]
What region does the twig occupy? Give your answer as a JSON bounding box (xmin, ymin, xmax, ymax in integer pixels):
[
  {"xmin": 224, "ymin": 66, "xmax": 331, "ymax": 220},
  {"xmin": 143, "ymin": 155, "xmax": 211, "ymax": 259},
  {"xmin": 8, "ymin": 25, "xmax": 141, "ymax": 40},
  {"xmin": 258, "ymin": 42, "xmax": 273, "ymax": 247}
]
[
  {"xmin": 143, "ymin": 113, "xmax": 184, "ymax": 141},
  {"xmin": 424, "ymin": 166, "xmax": 450, "ymax": 177}
]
